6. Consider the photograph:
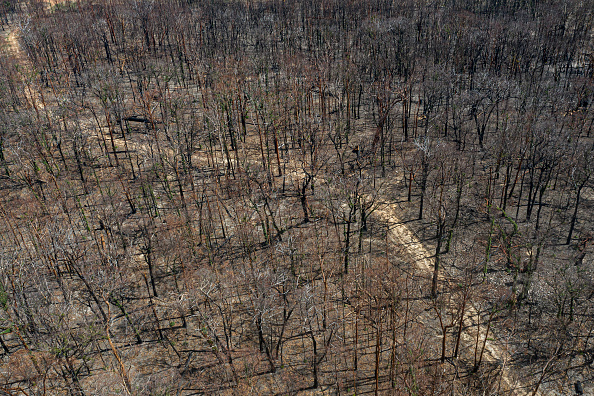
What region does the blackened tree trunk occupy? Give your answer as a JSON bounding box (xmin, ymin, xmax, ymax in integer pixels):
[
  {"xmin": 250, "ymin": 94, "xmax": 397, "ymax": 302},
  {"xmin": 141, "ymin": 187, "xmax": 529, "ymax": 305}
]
[{"xmin": 567, "ymin": 179, "xmax": 588, "ymax": 244}]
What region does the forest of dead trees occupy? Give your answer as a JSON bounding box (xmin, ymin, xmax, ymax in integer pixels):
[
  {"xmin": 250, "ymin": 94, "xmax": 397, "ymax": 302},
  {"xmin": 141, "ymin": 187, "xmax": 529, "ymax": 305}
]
[{"xmin": 0, "ymin": 0, "xmax": 593, "ymax": 394}]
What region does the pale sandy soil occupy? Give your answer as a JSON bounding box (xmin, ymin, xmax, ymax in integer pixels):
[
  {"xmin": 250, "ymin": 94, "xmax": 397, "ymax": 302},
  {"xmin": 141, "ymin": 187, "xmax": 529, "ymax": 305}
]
[
  {"xmin": 375, "ymin": 201, "xmax": 539, "ymax": 396},
  {"xmin": 3, "ymin": 28, "xmax": 46, "ymax": 111}
]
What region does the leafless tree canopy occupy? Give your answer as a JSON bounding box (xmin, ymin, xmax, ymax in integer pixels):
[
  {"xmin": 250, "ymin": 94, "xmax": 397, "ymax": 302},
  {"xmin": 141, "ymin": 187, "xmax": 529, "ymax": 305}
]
[{"xmin": 0, "ymin": 0, "xmax": 593, "ymax": 394}]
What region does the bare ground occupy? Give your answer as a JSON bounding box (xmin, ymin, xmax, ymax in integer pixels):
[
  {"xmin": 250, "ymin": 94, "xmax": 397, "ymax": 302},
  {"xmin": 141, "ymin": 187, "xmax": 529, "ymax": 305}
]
[{"xmin": 374, "ymin": 200, "xmax": 539, "ymax": 396}]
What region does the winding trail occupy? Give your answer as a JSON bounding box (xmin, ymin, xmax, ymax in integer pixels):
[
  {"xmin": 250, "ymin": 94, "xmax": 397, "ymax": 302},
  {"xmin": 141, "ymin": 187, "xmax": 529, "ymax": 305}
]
[
  {"xmin": 375, "ymin": 201, "xmax": 537, "ymax": 396},
  {"xmin": 2, "ymin": 22, "xmax": 46, "ymax": 112}
]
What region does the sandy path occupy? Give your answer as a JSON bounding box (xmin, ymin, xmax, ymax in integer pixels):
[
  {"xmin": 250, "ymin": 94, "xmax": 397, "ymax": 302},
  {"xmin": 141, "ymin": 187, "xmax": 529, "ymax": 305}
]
[
  {"xmin": 374, "ymin": 201, "xmax": 537, "ymax": 396},
  {"xmin": 2, "ymin": 24, "xmax": 46, "ymax": 112}
]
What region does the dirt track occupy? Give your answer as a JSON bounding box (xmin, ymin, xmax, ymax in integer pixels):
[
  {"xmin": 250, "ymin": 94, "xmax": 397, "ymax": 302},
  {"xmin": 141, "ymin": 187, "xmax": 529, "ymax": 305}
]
[{"xmin": 375, "ymin": 201, "xmax": 538, "ymax": 396}]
